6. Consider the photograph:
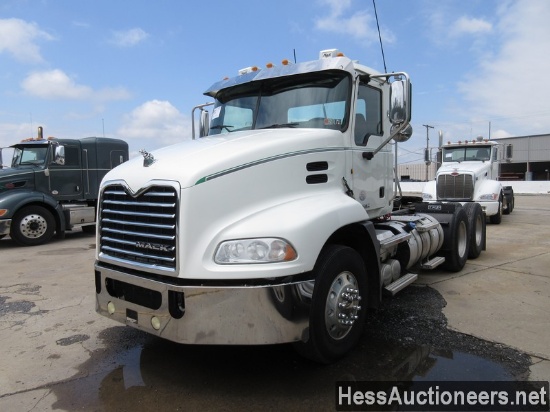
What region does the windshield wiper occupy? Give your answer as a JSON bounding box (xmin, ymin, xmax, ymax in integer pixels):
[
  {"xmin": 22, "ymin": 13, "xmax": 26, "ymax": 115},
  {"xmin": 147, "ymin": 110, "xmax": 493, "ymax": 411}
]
[
  {"xmin": 260, "ymin": 123, "xmax": 299, "ymax": 129},
  {"xmin": 20, "ymin": 161, "xmax": 44, "ymax": 167},
  {"xmin": 210, "ymin": 125, "xmax": 234, "ymax": 132}
]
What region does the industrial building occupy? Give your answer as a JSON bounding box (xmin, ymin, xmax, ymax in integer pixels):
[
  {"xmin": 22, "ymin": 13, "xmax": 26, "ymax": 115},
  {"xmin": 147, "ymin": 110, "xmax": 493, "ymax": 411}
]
[{"xmin": 398, "ymin": 133, "xmax": 550, "ymax": 181}]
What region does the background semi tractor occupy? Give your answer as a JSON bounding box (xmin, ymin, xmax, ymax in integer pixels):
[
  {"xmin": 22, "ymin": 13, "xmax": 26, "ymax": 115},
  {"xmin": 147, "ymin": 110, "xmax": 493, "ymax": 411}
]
[
  {"xmin": 0, "ymin": 127, "xmax": 128, "ymax": 246},
  {"xmin": 94, "ymin": 49, "xmax": 486, "ymax": 363},
  {"xmin": 422, "ymin": 138, "xmax": 514, "ymax": 224}
]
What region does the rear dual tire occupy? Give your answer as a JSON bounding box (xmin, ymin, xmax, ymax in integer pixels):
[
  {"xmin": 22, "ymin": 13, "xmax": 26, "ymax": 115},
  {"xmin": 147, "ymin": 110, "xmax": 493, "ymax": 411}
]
[
  {"xmin": 463, "ymin": 202, "xmax": 485, "ymax": 259},
  {"xmin": 441, "ymin": 205, "xmax": 470, "ymax": 272}
]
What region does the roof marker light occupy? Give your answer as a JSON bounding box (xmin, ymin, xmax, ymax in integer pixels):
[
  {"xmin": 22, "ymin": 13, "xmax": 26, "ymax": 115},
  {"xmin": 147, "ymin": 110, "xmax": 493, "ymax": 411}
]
[{"xmin": 237, "ymin": 66, "xmax": 259, "ymax": 75}]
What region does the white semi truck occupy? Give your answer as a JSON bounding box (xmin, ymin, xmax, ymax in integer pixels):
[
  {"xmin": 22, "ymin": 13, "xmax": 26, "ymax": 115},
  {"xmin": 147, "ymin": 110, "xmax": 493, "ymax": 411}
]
[
  {"xmin": 94, "ymin": 49, "xmax": 485, "ymax": 363},
  {"xmin": 422, "ymin": 138, "xmax": 514, "ymax": 226}
]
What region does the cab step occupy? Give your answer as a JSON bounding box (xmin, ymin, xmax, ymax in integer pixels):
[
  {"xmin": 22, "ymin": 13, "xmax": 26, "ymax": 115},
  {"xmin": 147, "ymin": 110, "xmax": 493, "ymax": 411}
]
[
  {"xmin": 420, "ymin": 256, "xmax": 445, "ymax": 270},
  {"xmin": 384, "ymin": 272, "xmax": 418, "ymax": 296}
]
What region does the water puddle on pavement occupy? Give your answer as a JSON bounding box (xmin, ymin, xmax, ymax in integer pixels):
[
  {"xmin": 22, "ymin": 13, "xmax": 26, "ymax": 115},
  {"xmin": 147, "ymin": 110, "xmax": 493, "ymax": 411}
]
[
  {"xmin": 50, "ymin": 286, "xmax": 530, "ymax": 411},
  {"xmin": 50, "ymin": 335, "xmax": 517, "ymax": 411}
]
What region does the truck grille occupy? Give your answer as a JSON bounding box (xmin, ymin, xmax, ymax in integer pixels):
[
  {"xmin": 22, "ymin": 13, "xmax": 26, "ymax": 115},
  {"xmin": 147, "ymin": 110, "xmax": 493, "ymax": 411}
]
[
  {"xmin": 436, "ymin": 174, "xmax": 474, "ymax": 201},
  {"xmin": 99, "ymin": 184, "xmax": 178, "ymax": 272}
]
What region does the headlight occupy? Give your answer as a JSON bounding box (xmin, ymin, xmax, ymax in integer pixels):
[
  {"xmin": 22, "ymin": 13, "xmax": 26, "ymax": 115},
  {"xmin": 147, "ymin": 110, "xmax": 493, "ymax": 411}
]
[
  {"xmin": 478, "ymin": 193, "xmax": 499, "ymax": 200},
  {"xmin": 422, "ymin": 193, "xmax": 433, "ymax": 200},
  {"xmin": 214, "ymin": 238, "xmax": 297, "ymax": 264}
]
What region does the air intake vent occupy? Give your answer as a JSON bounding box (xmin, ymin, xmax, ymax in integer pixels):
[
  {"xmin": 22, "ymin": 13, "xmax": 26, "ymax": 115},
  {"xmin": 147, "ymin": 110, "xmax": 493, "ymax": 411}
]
[
  {"xmin": 99, "ymin": 184, "xmax": 178, "ymax": 272},
  {"xmin": 306, "ymin": 161, "xmax": 328, "ymax": 171},
  {"xmin": 306, "ymin": 174, "xmax": 328, "ymax": 184},
  {"xmin": 436, "ymin": 174, "xmax": 474, "ymax": 200}
]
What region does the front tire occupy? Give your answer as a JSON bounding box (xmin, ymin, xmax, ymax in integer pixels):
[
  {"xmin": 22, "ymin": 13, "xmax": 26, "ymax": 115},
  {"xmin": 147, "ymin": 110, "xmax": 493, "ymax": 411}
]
[
  {"xmin": 294, "ymin": 245, "xmax": 367, "ymax": 364},
  {"xmin": 11, "ymin": 206, "xmax": 55, "ymax": 246}
]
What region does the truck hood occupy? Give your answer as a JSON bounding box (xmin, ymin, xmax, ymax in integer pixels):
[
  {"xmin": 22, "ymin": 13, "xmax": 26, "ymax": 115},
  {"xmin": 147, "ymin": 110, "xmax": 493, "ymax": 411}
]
[
  {"xmin": 103, "ymin": 129, "xmax": 344, "ymax": 194},
  {"xmin": 0, "ymin": 167, "xmax": 35, "ymax": 193},
  {"xmin": 437, "ymin": 161, "xmax": 490, "ymax": 178}
]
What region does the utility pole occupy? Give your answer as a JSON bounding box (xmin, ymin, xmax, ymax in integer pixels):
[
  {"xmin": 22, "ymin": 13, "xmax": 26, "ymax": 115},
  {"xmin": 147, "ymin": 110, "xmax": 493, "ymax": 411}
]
[{"xmin": 423, "ymin": 124, "xmax": 434, "ymax": 181}]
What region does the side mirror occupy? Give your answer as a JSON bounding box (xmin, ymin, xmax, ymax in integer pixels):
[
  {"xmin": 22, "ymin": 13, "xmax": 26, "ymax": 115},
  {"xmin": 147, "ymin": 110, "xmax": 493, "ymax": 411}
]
[
  {"xmin": 505, "ymin": 144, "xmax": 513, "ymax": 160},
  {"xmin": 391, "ymin": 123, "xmax": 413, "ymax": 143},
  {"xmin": 54, "ymin": 145, "xmax": 65, "ymax": 165},
  {"xmin": 389, "ymin": 78, "xmax": 411, "ymax": 126},
  {"xmin": 191, "ymin": 102, "xmax": 215, "ymax": 139},
  {"xmin": 367, "ymin": 72, "xmax": 412, "ymax": 157},
  {"xmin": 200, "ymin": 109, "xmax": 210, "ymax": 138}
]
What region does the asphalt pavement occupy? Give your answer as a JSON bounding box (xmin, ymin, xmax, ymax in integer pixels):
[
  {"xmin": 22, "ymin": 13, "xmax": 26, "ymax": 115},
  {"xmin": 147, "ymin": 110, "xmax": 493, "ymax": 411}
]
[{"xmin": 0, "ymin": 195, "xmax": 548, "ymax": 411}]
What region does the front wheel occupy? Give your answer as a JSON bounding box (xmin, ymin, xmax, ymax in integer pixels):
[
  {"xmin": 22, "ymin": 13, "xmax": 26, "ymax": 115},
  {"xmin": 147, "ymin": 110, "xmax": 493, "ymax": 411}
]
[
  {"xmin": 11, "ymin": 206, "xmax": 55, "ymax": 246},
  {"xmin": 294, "ymin": 245, "xmax": 367, "ymax": 364}
]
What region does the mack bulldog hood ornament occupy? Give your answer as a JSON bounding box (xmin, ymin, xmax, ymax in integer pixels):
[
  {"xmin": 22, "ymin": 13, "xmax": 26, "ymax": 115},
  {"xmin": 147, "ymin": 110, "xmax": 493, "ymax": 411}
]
[{"xmin": 139, "ymin": 149, "xmax": 156, "ymax": 167}]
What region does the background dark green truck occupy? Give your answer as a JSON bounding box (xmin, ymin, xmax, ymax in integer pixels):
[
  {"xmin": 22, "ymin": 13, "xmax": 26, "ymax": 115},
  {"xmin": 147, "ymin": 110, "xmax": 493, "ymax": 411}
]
[{"xmin": 0, "ymin": 128, "xmax": 128, "ymax": 246}]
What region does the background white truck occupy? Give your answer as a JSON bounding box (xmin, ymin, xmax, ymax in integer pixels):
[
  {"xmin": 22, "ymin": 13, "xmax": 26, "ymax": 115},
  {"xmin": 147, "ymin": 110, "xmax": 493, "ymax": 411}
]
[
  {"xmin": 94, "ymin": 49, "xmax": 486, "ymax": 363},
  {"xmin": 422, "ymin": 138, "xmax": 514, "ymax": 225}
]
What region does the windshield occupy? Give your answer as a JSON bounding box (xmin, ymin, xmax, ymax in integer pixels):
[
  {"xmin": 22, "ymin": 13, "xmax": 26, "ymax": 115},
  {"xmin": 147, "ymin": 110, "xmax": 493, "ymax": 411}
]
[
  {"xmin": 443, "ymin": 146, "xmax": 491, "ymax": 162},
  {"xmin": 208, "ymin": 71, "xmax": 351, "ymax": 135},
  {"xmin": 12, "ymin": 146, "xmax": 49, "ymax": 167}
]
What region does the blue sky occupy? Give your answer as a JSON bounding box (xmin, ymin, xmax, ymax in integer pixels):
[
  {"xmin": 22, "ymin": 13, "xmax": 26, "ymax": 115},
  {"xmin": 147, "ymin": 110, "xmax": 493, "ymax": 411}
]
[{"xmin": 1, "ymin": 0, "xmax": 549, "ymax": 164}]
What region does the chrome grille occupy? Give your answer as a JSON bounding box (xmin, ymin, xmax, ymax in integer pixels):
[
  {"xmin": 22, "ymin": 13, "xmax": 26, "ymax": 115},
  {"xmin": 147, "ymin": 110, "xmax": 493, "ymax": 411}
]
[
  {"xmin": 436, "ymin": 174, "xmax": 474, "ymax": 200},
  {"xmin": 99, "ymin": 184, "xmax": 177, "ymax": 271}
]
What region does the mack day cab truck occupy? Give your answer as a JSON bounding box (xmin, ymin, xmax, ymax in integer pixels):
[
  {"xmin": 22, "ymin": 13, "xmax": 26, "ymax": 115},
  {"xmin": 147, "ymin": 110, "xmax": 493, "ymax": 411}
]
[
  {"xmin": 422, "ymin": 137, "xmax": 514, "ymax": 225},
  {"xmin": 0, "ymin": 127, "xmax": 128, "ymax": 246},
  {"xmin": 94, "ymin": 49, "xmax": 486, "ymax": 363}
]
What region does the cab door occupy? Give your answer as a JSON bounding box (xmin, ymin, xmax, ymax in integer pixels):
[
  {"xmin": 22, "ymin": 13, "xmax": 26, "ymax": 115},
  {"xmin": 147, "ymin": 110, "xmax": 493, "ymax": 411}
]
[
  {"xmin": 49, "ymin": 144, "xmax": 83, "ymax": 200},
  {"xmin": 351, "ymin": 78, "xmax": 392, "ymax": 216}
]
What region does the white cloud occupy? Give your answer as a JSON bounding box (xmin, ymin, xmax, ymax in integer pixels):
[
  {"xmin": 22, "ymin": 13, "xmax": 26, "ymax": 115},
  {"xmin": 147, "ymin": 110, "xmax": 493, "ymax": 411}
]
[
  {"xmin": 21, "ymin": 69, "xmax": 131, "ymax": 101},
  {"xmin": 458, "ymin": 0, "xmax": 550, "ymax": 136},
  {"xmin": 0, "ymin": 18, "xmax": 54, "ymax": 63},
  {"xmin": 117, "ymin": 100, "xmax": 191, "ymax": 151},
  {"xmin": 450, "ymin": 16, "xmax": 492, "ymax": 36},
  {"xmin": 314, "ymin": 0, "xmax": 394, "ymax": 43},
  {"xmin": 0, "ymin": 122, "xmax": 37, "ymax": 150},
  {"xmin": 22, "ymin": 69, "xmax": 92, "ymax": 99},
  {"xmin": 109, "ymin": 28, "xmax": 149, "ymax": 47}
]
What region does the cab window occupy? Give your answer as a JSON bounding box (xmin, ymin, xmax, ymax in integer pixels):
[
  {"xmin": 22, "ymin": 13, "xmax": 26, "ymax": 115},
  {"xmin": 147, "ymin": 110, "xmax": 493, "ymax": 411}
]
[{"xmin": 355, "ymin": 82, "xmax": 382, "ymax": 146}]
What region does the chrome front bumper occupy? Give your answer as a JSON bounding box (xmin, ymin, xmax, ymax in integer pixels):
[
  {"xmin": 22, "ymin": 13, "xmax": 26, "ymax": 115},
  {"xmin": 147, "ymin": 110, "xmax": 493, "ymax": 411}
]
[{"xmin": 95, "ymin": 263, "xmax": 313, "ymax": 345}]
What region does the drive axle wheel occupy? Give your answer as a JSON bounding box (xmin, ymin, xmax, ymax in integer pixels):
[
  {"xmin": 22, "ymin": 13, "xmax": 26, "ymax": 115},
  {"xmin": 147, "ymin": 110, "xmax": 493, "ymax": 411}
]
[
  {"xmin": 441, "ymin": 204, "xmax": 470, "ymax": 272},
  {"xmin": 489, "ymin": 194, "xmax": 503, "ymax": 224},
  {"xmin": 11, "ymin": 206, "xmax": 55, "ymax": 246},
  {"xmin": 463, "ymin": 202, "xmax": 485, "ymax": 259},
  {"xmin": 294, "ymin": 245, "xmax": 367, "ymax": 364}
]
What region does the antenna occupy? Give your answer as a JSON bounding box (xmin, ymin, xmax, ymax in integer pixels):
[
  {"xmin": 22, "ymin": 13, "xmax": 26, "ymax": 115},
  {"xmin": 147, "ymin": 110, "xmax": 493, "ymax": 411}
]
[
  {"xmin": 372, "ymin": 0, "xmax": 387, "ymax": 72},
  {"xmin": 293, "ymin": 49, "xmax": 297, "ymax": 64}
]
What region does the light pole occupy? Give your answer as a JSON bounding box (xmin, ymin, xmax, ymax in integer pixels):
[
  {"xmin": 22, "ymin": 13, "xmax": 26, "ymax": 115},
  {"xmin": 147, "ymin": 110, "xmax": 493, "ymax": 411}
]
[{"xmin": 423, "ymin": 124, "xmax": 434, "ymax": 181}]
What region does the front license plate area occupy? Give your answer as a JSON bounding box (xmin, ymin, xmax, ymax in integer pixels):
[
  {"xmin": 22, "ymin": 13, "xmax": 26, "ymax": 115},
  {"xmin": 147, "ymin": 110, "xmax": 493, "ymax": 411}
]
[{"xmin": 126, "ymin": 308, "xmax": 138, "ymax": 324}]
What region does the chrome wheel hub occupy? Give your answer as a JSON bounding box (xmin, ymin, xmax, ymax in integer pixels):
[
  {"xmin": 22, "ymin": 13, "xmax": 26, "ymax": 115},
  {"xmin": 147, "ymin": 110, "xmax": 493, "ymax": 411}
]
[
  {"xmin": 325, "ymin": 271, "xmax": 362, "ymax": 340},
  {"xmin": 19, "ymin": 214, "xmax": 47, "ymax": 239}
]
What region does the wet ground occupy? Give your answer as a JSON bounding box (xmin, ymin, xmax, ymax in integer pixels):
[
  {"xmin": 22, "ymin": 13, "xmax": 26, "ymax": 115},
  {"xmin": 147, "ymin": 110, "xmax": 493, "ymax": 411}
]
[
  {"xmin": 1, "ymin": 195, "xmax": 548, "ymax": 411},
  {"xmin": 44, "ymin": 287, "xmax": 529, "ymax": 412}
]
